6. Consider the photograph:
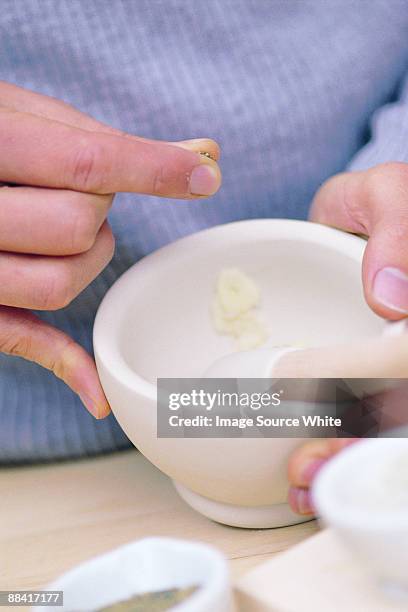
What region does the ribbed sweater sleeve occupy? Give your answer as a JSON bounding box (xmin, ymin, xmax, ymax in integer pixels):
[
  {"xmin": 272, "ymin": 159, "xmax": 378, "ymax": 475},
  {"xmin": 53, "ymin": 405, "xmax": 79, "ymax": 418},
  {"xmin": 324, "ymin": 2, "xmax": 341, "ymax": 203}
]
[{"xmin": 348, "ymin": 72, "xmax": 408, "ymax": 170}]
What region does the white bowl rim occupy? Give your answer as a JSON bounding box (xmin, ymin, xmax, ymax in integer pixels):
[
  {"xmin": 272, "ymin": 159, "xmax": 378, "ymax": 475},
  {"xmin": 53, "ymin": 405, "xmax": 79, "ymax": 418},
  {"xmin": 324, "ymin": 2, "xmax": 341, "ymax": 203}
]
[
  {"xmin": 313, "ymin": 437, "xmax": 408, "ymax": 530},
  {"xmin": 93, "ymin": 218, "xmax": 368, "ymax": 400},
  {"xmin": 34, "ymin": 537, "xmax": 230, "ymax": 612}
]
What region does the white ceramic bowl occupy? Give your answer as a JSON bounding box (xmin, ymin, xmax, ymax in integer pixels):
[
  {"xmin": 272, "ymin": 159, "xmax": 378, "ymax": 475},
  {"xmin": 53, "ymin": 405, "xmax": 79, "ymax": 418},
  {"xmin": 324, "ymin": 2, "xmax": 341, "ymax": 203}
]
[
  {"xmin": 33, "ymin": 538, "xmax": 231, "ymax": 612},
  {"xmin": 94, "ymin": 219, "xmax": 386, "ymax": 528},
  {"xmin": 313, "ymin": 438, "xmax": 408, "ymax": 596}
]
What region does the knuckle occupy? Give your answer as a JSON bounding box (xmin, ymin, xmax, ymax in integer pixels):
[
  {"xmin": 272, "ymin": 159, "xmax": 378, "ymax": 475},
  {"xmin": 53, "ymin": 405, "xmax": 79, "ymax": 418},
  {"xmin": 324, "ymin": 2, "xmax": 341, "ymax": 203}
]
[
  {"xmin": 384, "ymin": 214, "xmax": 408, "ymax": 241},
  {"xmin": 68, "ymin": 138, "xmax": 106, "ymax": 192},
  {"xmin": 51, "ymin": 338, "xmax": 76, "ymax": 381},
  {"xmin": 341, "ymin": 174, "xmax": 368, "ymax": 230},
  {"xmin": 363, "ymin": 165, "xmax": 389, "ymax": 200},
  {"xmin": 104, "ymin": 226, "xmax": 116, "ymax": 261},
  {"xmin": 361, "ymin": 172, "xmax": 380, "ymax": 207},
  {"xmin": 0, "ymin": 326, "xmax": 34, "ymax": 358},
  {"xmin": 69, "ymin": 200, "xmax": 99, "ymax": 253},
  {"xmin": 364, "ymin": 162, "xmax": 408, "ymax": 200},
  {"xmin": 98, "ymin": 221, "xmax": 116, "ymax": 263},
  {"xmin": 152, "ymin": 164, "xmax": 178, "ymax": 195},
  {"xmin": 36, "ymin": 266, "xmax": 74, "ymax": 310},
  {"xmin": 361, "ymin": 163, "xmax": 408, "ymax": 226},
  {"xmin": 35, "ymin": 274, "xmax": 58, "ymax": 310}
]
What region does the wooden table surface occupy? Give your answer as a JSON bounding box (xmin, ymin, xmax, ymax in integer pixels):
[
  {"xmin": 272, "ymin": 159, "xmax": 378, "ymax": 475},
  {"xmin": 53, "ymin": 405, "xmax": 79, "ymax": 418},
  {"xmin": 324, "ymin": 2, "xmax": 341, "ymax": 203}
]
[{"xmin": 0, "ymin": 450, "xmax": 317, "ymax": 592}]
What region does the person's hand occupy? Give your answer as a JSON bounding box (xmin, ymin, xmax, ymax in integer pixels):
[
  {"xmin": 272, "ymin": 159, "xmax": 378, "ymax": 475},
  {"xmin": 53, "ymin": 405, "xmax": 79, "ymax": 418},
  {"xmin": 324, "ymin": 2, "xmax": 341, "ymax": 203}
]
[
  {"xmin": 0, "ymin": 81, "xmax": 221, "ymax": 418},
  {"xmin": 288, "ymin": 162, "xmax": 408, "ymax": 514},
  {"xmin": 311, "ymin": 162, "xmax": 408, "ymax": 319},
  {"xmin": 287, "ymin": 439, "xmax": 358, "ymax": 514}
]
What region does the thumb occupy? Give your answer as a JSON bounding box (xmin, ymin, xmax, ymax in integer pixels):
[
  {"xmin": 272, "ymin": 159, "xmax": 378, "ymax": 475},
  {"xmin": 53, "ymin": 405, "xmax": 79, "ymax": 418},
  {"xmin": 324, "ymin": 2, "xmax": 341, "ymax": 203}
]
[
  {"xmin": 310, "ymin": 163, "xmax": 408, "ymax": 320},
  {"xmin": 0, "ymin": 306, "xmax": 110, "ymax": 419}
]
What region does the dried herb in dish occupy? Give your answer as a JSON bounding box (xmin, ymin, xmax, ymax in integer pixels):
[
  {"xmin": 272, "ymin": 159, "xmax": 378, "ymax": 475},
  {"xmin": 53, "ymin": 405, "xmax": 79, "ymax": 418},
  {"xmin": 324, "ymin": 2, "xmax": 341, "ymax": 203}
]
[{"xmin": 97, "ymin": 585, "xmax": 198, "ymax": 611}]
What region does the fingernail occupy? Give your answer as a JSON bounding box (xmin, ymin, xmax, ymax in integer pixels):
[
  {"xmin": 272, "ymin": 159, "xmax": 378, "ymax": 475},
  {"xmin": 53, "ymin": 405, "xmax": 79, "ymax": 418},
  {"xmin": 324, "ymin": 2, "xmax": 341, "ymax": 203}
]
[
  {"xmin": 300, "ymin": 458, "xmax": 326, "ymax": 486},
  {"xmin": 175, "ymin": 139, "xmax": 219, "ymax": 159},
  {"xmin": 79, "ymin": 393, "xmax": 110, "ymax": 419},
  {"xmin": 176, "ymin": 138, "xmax": 213, "ymax": 149},
  {"xmin": 373, "ymin": 267, "xmax": 408, "ymax": 313},
  {"xmin": 189, "ymin": 164, "xmax": 219, "ymax": 196},
  {"xmin": 288, "ymin": 487, "xmax": 314, "ymax": 515}
]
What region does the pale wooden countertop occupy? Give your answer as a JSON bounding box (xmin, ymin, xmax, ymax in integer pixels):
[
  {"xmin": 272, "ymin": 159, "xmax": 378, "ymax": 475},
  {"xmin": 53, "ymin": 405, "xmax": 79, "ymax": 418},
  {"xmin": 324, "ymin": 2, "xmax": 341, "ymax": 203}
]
[{"xmin": 0, "ymin": 450, "xmax": 317, "ymax": 591}]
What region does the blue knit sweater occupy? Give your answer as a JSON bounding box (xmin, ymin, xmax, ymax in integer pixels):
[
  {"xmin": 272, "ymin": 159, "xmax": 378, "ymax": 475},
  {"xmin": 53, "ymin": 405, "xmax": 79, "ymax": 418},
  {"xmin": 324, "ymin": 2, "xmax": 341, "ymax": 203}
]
[{"xmin": 1, "ymin": 0, "xmax": 408, "ymax": 462}]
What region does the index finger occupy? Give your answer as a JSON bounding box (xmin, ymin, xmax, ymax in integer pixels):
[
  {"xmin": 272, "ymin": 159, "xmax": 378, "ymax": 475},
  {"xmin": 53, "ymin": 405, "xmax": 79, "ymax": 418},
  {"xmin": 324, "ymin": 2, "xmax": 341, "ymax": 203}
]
[
  {"xmin": 0, "ymin": 108, "xmax": 221, "ymax": 198},
  {"xmin": 0, "ymin": 80, "xmax": 220, "ymax": 161}
]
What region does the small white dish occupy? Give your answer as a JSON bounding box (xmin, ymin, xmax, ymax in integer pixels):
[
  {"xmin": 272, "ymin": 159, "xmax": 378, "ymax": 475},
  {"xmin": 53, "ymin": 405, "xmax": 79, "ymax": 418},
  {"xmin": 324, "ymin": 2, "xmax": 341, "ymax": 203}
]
[
  {"xmin": 94, "ymin": 219, "xmax": 387, "ymax": 528},
  {"xmin": 33, "ymin": 538, "xmax": 232, "ymax": 612},
  {"xmin": 313, "ymin": 438, "xmax": 408, "ymax": 597}
]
